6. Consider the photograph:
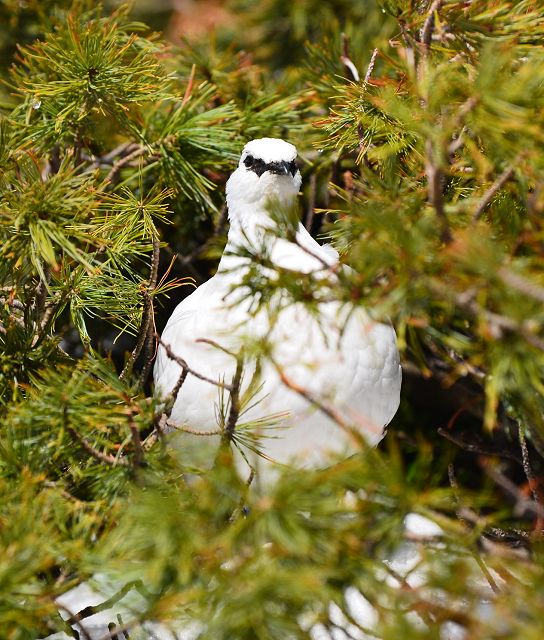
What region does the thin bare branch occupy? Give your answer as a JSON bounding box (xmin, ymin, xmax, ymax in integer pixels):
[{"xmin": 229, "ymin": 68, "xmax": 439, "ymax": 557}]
[
  {"xmin": 225, "ymin": 354, "xmax": 244, "ymax": 438},
  {"xmin": 106, "ymin": 145, "xmax": 149, "ymax": 184},
  {"xmin": 139, "ymin": 236, "xmax": 161, "ymax": 385},
  {"xmin": 128, "ymin": 410, "xmax": 145, "ymax": 468},
  {"xmin": 473, "ymin": 165, "xmax": 515, "ymax": 222},
  {"xmin": 518, "ymin": 423, "xmax": 544, "ymax": 528},
  {"xmin": 481, "ymin": 460, "xmax": 544, "ymax": 519},
  {"xmin": 121, "ymin": 236, "xmax": 160, "ymax": 383},
  {"xmin": 364, "ymin": 48, "xmax": 379, "ymax": 84},
  {"xmin": 439, "ymin": 428, "xmax": 521, "ymax": 463},
  {"xmin": 56, "ymin": 603, "xmax": 89, "ymax": 640},
  {"xmin": 181, "ymin": 63, "xmax": 196, "ymax": 107},
  {"xmin": 445, "ymin": 286, "xmax": 544, "ymax": 352},
  {"xmin": 157, "ymin": 335, "xmax": 233, "ymax": 391},
  {"xmin": 66, "ymin": 580, "xmax": 143, "ymax": 625},
  {"xmin": 425, "ymin": 140, "xmax": 452, "ymax": 244},
  {"xmin": 119, "ymin": 291, "xmax": 151, "ymax": 381},
  {"xmin": 165, "ymin": 420, "xmax": 222, "ymax": 436},
  {"xmin": 195, "ymin": 337, "xmax": 238, "ymax": 359},
  {"xmin": 420, "ymin": 0, "xmax": 444, "ymax": 49},
  {"xmin": 67, "ymin": 426, "xmax": 129, "ymax": 466},
  {"xmin": 498, "ymin": 267, "xmax": 544, "ymax": 304},
  {"xmin": 270, "ymin": 358, "xmax": 378, "ymax": 444},
  {"xmin": 304, "ymin": 173, "xmax": 317, "ymax": 231}
]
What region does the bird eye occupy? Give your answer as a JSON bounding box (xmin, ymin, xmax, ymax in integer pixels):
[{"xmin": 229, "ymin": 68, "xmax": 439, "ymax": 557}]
[
  {"xmin": 288, "ymin": 160, "xmax": 297, "ymax": 176},
  {"xmin": 244, "ymin": 155, "xmax": 254, "ymax": 168}
]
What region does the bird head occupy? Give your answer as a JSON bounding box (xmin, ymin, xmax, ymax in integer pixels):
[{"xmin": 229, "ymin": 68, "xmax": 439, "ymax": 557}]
[{"xmin": 226, "ymin": 138, "xmax": 302, "ymax": 212}]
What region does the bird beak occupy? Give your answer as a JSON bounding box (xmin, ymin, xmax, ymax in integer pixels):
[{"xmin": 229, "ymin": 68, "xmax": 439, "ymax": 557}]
[{"xmin": 266, "ymin": 161, "xmax": 291, "ymax": 176}]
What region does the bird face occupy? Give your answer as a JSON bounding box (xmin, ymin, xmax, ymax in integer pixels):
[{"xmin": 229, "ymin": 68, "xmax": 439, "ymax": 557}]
[{"xmin": 226, "ymin": 138, "xmax": 302, "ymax": 207}]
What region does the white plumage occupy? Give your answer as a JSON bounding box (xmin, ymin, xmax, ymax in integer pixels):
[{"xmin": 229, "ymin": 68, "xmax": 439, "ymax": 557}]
[{"xmin": 154, "ymin": 138, "xmax": 401, "ymax": 473}]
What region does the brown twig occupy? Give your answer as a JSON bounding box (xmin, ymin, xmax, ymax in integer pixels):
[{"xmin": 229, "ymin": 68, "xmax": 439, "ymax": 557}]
[
  {"xmin": 105, "ymin": 145, "xmax": 150, "ymax": 184},
  {"xmin": 364, "ymin": 48, "xmax": 379, "ymax": 84},
  {"xmin": 165, "ymin": 421, "xmax": 222, "ymax": 436},
  {"xmin": 139, "ymin": 236, "xmax": 161, "ymax": 385},
  {"xmin": 425, "ymin": 140, "xmax": 452, "ymax": 244},
  {"xmin": 473, "ymin": 165, "xmax": 515, "ymax": 222},
  {"xmin": 128, "ymin": 410, "xmax": 145, "ymax": 468},
  {"xmin": 64, "ymin": 581, "xmax": 146, "ymax": 629},
  {"xmin": 445, "ymin": 286, "xmax": 544, "ymax": 352},
  {"xmin": 181, "ymin": 63, "xmax": 196, "ymax": 108},
  {"xmin": 481, "ymin": 459, "xmax": 544, "ymax": 519},
  {"xmin": 439, "ymin": 428, "xmax": 521, "ymax": 463},
  {"xmin": 120, "ymin": 236, "xmax": 160, "ymax": 382},
  {"xmin": 225, "ymin": 354, "xmax": 244, "ymax": 438},
  {"xmin": 518, "ymin": 424, "xmax": 544, "ymax": 529},
  {"xmin": 420, "ymin": 0, "xmax": 444, "ymax": 49},
  {"xmin": 498, "ymin": 267, "xmax": 544, "ymax": 304},
  {"xmin": 304, "ymin": 172, "xmax": 317, "ymax": 231},
  {"xmin": 67, "ymin": 426, "xmax": 129, "ymax": 467},
  {"xmin": 119, "ymin": 291, "xmax": 151, "ymax": 381},
  {"xmin": 270, "ymin": 358, "xmax": 375, "ymax": 444},
  {"xmin": 56, "ymin": 603, "xmax": 89, "ymax": 640},
  {"xmin": 157, "ymin": 335, "xmax": 233, "ymax": 390}
]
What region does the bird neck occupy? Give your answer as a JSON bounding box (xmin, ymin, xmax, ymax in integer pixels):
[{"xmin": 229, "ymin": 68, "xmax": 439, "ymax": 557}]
[{"xmin": 217, "ymin": 201, "xmax": 277, "ymax": 274}]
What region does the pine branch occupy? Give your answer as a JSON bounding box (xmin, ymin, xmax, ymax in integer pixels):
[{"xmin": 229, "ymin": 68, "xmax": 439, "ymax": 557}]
[
  {"xmin": 498, "ymin": 267, "xmax": 544, "ymax": 304},
  {"xmin": 420, "ymin": 0, "xmax": 444, "ymax": 50},
  {"xmin": 424, "ymin": 139, "xmax": 452, "ymax": 244},
  {"xmin": 472, "ymin": 165, "xmax": 515, "ymax": 222},
  {"xmin": 225, "ymin": 354, "xmax": 244, "ymax": 439},
  {"xmin": 67, "ymin": 426, "xmax": 130, "ymax": 467}
]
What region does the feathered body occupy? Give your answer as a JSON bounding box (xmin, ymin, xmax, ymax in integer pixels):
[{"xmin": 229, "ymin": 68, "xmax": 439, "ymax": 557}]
[{"xmin": 154, "ymin": 138, "xmax": 401, "ymax": 472}]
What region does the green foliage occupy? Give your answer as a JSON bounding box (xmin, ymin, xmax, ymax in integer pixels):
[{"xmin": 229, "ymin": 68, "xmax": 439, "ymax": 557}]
[
  {"xmin": 10, "ymin": 5, "xmax": 169, "ymax": 147},
  {"xmin": 1, "ymin": 0, "xmax": 544, "ymax": 638}
]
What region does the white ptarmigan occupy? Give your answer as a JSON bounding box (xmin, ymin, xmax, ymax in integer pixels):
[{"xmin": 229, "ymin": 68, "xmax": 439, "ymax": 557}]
[{"xmin": 154, "ymin": 138, "xmax": 401, "ymax": 473}]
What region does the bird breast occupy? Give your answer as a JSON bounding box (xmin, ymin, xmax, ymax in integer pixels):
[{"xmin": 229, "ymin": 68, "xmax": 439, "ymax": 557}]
[{"xmin": 154, "ymin": 262, "xmax": 401, "ymax": 470}]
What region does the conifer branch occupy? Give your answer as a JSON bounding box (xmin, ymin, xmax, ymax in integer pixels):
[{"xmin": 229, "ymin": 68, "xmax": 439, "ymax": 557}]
[
  {"xmin": 481, "ymin": 460, "xmax": 544, "ymax": 520},
  {"xmin": 106, "ymin": 146, "xmax": 151, "ymax": 185},
  {"xmin": 128, "ymin": 409, "xmax": 145, "ymax": 468},
  {"xmin": 424, "ymin": 140, "xmax": 452, "ymax": 244},
  {"xmin": 363, "ymin": 48, "xmax": 379, "ymax": 85},
  {"xmin": 451, "ymin": 290, "xmax": 544, "ymax": 352},
  {"xmin": 119, "ymin": 292, "xmax": 151, "ymax": 381},
  {"xmin": 225, "ymin": 354, "xmax": 244, "ymax": 439},
  {"xmin": 64, "ymin": 581, "xmax": 145, "ymax": 627},
  {"xmin": 304, "ymin": 173, "xmax": 317, "ymax": 231},
  {"xmin": 165, "ymin": 421, "xmax": 222, "ymax": 436},
  {"xmin": 139, "ymin": 236, "xmax": 161, "ymax": 385},
  {"xmin": 438, "ymin": 428, "xmax": 522, "ymax": 463},
  {"xmin": 518, "ymin": 424, "xmax": 544, "ymax": 528},
  {"xmin": 120, "ymin": 236, "xmax": 160, "ymax": 383},
  {"xmin": 420, "ymin": 0, "xmax": 443, "ymax": 50},
  {"xmin": 498, "ymin": 267, "xmax": 544, "ymax": 304},
  {"xmin": 472, "ymin": 165, "xmax": 515, "ymax": 222},
  {"xmin": 181, "ymin": 63, "xmax": 196, "ymax": 107},
  {"xmin": 67, "ymin": 426, "xmax": 130, "ymax": 467}
]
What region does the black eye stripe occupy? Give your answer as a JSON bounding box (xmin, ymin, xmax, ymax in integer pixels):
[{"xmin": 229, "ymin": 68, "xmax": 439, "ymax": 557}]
[{"xmin": 243, "ymin": 155, "xmax": 298, "ymax": 177}]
